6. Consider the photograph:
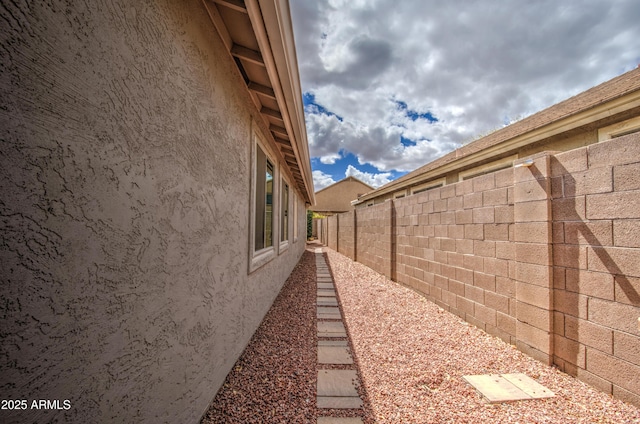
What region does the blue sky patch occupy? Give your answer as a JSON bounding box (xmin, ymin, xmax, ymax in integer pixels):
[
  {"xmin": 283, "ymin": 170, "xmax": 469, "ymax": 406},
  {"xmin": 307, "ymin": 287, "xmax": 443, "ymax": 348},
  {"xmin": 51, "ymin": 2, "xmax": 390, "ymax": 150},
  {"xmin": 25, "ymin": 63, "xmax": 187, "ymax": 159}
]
[
  {"xmin": 394, "ymin": 100, "xmax": 438, "ymax": 122},
  {"xmin": 303, "ymin": 92, "xmax": 343, "ymax": 121}
]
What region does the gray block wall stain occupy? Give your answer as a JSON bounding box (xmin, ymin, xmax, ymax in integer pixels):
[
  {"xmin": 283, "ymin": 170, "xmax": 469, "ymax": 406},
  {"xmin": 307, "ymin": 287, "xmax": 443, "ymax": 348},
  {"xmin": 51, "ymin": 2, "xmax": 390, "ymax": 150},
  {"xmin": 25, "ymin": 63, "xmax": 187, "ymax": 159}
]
[{"xmin": 0, "ymin": 1, "xmax": 306, "ymax": 423}]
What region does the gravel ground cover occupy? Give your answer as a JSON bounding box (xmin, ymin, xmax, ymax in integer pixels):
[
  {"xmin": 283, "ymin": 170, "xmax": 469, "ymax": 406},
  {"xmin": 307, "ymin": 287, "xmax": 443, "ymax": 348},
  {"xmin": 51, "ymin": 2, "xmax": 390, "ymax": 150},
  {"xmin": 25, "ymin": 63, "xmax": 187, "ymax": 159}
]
[
  {"xmin": 201, "ymin": 251, "xmax": 317, "ymax": 424},
  {"xmin": 201, "ymin": 246, "xmax": 640, "ymax": 423},
  {"xmin": 325, "ymin": 248, "xmax": 640, "ymax": 423}
]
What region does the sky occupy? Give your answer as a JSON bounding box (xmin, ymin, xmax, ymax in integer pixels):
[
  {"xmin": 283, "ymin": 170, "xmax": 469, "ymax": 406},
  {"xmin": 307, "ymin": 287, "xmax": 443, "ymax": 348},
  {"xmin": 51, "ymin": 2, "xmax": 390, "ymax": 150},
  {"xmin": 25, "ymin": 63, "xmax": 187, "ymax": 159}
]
[{"xmin": 288, "ymin": 0, "xmax": 640, "ymax": 191}]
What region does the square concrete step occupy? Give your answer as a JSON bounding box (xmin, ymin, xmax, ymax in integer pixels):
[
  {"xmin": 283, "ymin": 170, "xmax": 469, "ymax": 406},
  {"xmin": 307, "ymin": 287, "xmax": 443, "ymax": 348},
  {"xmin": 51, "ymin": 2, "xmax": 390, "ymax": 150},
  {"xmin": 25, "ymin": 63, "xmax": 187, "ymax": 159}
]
[
  {"xmin": 318, "ymin": 345, "xmax": 353, "ymax": 364},
  {"xmin": 317, "ymin": 418, "xmax": 363, "ymax": 424},
  {"xmin": 318, "ymin": 370, "xmax": 359, "ymax": 397},
  {"xmin": 317, "ymin": 396, "xmax": 363, "ymax": 409},
  {"xmin": 318, "ymin": 321, "xmax": 347, "ymax": 337},
  {"xmin": 317, "ymin": 306, "xmax": 341, "ymax": 319},
  {"xmin": 317, "ymin": 297, "xmax": 338, "ymax": 306},
  {"xmin": 318, "ymin": 340, "xmax": 348, "ymax": 346},
  {"xmin": 317, "ymin": 370, "xmax": 362, "ymax": 410},
  {"xmin": 317, "ymin": 289, "xmax": 336, "ymax": 297},
  {"xmin": 318, "ymin": 282, "xmax": 335, "ymax": 289}
]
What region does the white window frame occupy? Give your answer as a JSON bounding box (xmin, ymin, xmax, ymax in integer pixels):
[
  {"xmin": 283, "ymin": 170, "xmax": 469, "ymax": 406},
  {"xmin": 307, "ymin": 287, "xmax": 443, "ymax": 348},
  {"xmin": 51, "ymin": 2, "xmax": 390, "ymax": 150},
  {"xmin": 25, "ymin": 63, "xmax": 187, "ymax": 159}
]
[
  {"xmin": 249, "ymin": 131, "xmax": 278, "ymax": 272},
  {"xmin": 410, "ymin": 177, "xmax": 446, "ymax": 195},
  {"xmin": 293, "ymin": 191, "xmax": 299, "ymax": 242},
  {"xmin": 598, "ymin": 116, "xmax": 640, "ymax": 141},
  {"xmin": 279, "ymin": 173, "xmax": 290, "ymax": 254},
  {"xmin": 458, "ymin": 156, "xmax": 515, "ymax": 181},
  {"xmin": 394, "ymin": 190, "xmax": 407, "ymax": 199}
]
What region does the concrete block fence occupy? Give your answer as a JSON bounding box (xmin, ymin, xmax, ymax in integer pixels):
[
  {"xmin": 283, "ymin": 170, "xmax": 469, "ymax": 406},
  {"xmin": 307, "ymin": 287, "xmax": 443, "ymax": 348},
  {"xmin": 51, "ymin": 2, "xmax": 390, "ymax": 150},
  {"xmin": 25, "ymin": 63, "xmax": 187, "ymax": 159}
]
[{"xmin": 318, "ymin": 133, "xmax": 640, "ymax": 406}]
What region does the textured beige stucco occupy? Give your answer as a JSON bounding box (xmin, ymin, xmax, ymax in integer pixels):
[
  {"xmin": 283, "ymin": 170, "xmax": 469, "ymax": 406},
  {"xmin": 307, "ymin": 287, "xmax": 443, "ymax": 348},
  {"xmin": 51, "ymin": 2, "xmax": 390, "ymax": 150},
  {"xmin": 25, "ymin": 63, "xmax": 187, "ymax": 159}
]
[
  {"xmin": 0, "ymin": 1, "xmax": 307, "ymax": 423},
  {"xmin": 312, "ymin": 177, "xmax": 373, "ymax": 214}
]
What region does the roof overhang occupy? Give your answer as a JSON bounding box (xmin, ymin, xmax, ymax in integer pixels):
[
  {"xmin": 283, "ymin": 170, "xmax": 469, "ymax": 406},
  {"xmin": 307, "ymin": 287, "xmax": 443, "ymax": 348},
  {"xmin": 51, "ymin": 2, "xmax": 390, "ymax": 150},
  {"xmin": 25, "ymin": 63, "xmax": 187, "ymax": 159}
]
[
  {"xmin": 202, "ymin": 0, "xmax": 315, "ymax": 205},
  {"xmin": 354, "ymin": 87, "xmax": 640, "ymax": 205}
]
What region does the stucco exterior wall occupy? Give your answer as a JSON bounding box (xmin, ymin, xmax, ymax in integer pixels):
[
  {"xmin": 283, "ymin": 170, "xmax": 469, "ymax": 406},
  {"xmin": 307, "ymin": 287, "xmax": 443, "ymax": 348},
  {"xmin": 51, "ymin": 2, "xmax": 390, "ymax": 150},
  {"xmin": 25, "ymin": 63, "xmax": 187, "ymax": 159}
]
[
  {"xmin": 0, "ymin": 1, "xmax": 307, "ymax": 423},
  {"xmin": 312, "ymin": 177, "xmax": 373, "ymax": 213}
]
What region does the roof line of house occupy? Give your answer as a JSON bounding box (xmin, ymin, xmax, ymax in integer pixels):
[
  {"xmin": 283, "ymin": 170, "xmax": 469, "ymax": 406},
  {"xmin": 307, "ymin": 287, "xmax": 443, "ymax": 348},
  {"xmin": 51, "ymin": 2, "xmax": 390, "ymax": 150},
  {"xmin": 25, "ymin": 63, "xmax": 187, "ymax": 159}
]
[
  {"xmin": 314, "ymin": 175, "xmax": 375, "ymax": 195},
  {"xmin": 355, "ymin": 67, "xmax": 640, "ymax": 204},
  {"xmin": 255, "ymin": 0, "xmax": 315, "ymax": 205},
  {"xmin": 203, "ymin": 0, "xmax": 315, "ymax": 205}
]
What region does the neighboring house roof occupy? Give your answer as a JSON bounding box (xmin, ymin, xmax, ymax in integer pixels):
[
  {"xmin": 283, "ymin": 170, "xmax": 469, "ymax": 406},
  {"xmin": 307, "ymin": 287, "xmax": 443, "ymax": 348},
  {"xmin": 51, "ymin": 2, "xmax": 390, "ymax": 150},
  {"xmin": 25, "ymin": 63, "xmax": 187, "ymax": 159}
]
[
  {"xmin": 355, "ymin": 67, "xmax": 640, "ymax": 204},
  {"xmin": 202, "ymin": 0, "xmax": 315, "ymax": 205},
  {"xmin": 312, "ymin": 176, "xmax": 374, "ymax": 213}
]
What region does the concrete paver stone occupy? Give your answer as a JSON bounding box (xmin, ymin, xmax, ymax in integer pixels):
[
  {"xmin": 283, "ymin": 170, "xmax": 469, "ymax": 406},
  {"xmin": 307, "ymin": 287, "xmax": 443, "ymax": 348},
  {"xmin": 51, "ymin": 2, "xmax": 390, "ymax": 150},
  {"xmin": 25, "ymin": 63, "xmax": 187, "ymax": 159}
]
[
  {"xmin": 318, "ymin": 321, "xmax": 347, "ymax": 337},
  {"xmin": 317, "ymin": 307, "xmax": 342, "ymax": 319},
  {"xmin": 317, "ymin": 396, "xmax": 363, "ymax": 409},
  {"xmin": 317, "ymin": 416, "xmax": 363, "ymax": 423},
  {"xmin": 318, "ymin": 340, "xmax": 348, "ymax": 346},
  {"xmin": 317, "ymin": 297, "xmax": 338, "ymax": 306},
  {"xmin": 318, "ymin": 346, "xmax": 353, "ymax": 364},
  {"xmin": 317, "ymin": 370, "xmax": 359, "ymax": 397}
]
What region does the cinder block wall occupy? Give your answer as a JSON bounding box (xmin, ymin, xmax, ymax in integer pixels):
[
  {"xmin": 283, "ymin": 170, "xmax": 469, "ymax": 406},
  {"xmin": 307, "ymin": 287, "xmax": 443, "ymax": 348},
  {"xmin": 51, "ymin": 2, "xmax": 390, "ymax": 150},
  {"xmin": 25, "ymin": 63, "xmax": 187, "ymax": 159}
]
[
  {"xmin": 550, "ymin": 133, "xmax": 640, "ymax": 406},
  {"xmin": 338, "ymin": 211, "xmax": 356, "ymax": 260},
  {"xmin": 327, "ymin": 214, "xmax": 339, "ymax": 251},
  {"xmin": 355, "ymin": 202, "xmax": 393, "ymax": 278},
  {"xmin": 323, "ymin": 134, "xmax": 640, "ymax": 406},
  {"xmin": 394, "ymin": 165, "xmax": 518, "ymax": 347}
]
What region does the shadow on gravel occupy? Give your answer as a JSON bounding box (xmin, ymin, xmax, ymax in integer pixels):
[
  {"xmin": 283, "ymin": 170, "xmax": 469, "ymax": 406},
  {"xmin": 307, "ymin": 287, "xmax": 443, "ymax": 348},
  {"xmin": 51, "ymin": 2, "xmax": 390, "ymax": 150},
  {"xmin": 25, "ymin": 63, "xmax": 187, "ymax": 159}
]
[{"xmin": 201, "ymin": 251, "xmax": 317, "ymax": 424}]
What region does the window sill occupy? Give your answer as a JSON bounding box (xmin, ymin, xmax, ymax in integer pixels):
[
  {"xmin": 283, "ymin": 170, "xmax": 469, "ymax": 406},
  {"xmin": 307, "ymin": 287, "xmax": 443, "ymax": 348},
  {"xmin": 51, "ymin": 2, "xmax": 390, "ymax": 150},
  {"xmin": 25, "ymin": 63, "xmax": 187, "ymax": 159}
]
[{"xmin": 249, "ymin": 246, "xmax": 276, "ymax": 273}]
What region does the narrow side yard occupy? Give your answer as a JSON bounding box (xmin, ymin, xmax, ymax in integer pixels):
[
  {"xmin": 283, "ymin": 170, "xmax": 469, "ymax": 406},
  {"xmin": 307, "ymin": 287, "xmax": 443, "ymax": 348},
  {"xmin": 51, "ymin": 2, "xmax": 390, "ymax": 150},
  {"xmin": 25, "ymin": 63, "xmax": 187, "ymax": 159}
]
[
  {"xmin": 202, "ymin": 246, "xmax": 640, "ymax": 423},
  {"xmin": 201, "ymin": 251, "xmax": 317, "ymax": 424},
  {"xmin": 326, "ymin": 248, "xmax": 640, "ymax": 423}
]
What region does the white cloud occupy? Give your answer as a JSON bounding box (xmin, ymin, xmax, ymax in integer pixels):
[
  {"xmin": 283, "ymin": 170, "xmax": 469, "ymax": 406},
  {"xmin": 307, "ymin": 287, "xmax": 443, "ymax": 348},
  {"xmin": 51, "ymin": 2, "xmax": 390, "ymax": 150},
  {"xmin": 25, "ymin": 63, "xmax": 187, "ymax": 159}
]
[
  {"xmin": 312, "ymin": 170, "xmax": 337, "ymax": 191},
  {"xmin": 345, "ymin": 165, "xmax": 392, "ymax": 188},
  {"xmin": 291, "ymin": 0, "xmax": 640, "ymax": 177}
]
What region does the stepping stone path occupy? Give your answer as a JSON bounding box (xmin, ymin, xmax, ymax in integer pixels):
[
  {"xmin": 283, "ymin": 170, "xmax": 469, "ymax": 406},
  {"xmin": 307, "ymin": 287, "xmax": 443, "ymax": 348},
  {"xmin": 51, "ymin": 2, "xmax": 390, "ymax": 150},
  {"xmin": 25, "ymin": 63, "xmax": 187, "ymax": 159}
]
[{"xmin": 315, "ymin": 248, "xmax": 364, "ymax": 424}]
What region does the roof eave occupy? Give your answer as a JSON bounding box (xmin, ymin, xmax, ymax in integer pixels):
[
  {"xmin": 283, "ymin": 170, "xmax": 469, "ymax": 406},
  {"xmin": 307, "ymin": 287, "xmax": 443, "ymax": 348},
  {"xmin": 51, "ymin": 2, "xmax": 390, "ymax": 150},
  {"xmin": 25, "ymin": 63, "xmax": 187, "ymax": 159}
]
[{"xmin": 354, "ymin": 88, "xmax": 640, "ymax": 205}]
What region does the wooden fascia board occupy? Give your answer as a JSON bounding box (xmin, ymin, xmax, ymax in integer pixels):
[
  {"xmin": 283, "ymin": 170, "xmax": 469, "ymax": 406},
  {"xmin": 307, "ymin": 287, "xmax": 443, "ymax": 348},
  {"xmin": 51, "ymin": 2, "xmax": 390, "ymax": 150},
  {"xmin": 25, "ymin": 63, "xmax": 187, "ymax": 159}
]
[
  {"xmin": 251, "ymin": 0, "xmax": 315, "ymax": 205},
  {"xmin": 355, "ymin": 90, "xmax": 640, "ymax": 204}
]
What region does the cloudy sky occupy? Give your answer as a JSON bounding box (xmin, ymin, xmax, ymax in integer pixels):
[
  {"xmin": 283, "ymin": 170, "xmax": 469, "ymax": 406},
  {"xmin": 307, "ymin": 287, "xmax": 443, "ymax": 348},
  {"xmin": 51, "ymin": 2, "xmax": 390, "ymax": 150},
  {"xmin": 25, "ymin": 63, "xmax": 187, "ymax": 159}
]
[{"xmin": 289, "ymin": 0, "xmax": 640, "ymax": 190}]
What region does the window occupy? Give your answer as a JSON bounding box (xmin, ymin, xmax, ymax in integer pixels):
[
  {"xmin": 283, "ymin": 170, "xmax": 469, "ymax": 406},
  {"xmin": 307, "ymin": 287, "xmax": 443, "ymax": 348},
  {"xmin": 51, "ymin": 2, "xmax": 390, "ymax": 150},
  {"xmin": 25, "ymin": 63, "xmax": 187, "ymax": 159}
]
[
  {"xmin": 458, "ymin": 156, "xmax": 515, "ymax": 181},
  {"xmin": 280, "ymin": 181, "xmax": 289, "ymax": 243},
  {"xmin": 293, "ymin": 192, "xmax": 298, "ymax": 241},
  {"xmin": 255, "ymin": 144, "xmax": 274, "ymax": 251},
  {"xmin": 411, "ymin": 178, "xmax": 446, "ymax": 195},
  {"xmin": 598, "ymin": 116, "xmax": 640, "ymax": 141}
]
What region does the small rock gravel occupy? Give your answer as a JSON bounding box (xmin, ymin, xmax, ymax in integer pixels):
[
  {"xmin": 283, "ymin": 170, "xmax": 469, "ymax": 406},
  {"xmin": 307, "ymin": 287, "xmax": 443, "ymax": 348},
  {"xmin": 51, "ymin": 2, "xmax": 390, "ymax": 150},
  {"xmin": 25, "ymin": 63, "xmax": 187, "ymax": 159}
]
[
  {"xmin": 202, "ymin": 246, "xmax": 640, "ymax": 423},
  {"xmin": 201, "ymin": 251, "xmax": 317, "ymax": 424},
  {"xmin": 325, "ymin": 248, "xmax": 640, "ymax": 424}
]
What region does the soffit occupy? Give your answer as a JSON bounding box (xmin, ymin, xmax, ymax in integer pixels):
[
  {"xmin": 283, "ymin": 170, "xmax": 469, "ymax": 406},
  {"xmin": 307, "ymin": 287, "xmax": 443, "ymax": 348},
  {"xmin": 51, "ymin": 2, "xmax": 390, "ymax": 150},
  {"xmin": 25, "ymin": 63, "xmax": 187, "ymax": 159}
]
[{"xmin": 202, "ymin": 0, "xmax": 313, "ymax": 204}]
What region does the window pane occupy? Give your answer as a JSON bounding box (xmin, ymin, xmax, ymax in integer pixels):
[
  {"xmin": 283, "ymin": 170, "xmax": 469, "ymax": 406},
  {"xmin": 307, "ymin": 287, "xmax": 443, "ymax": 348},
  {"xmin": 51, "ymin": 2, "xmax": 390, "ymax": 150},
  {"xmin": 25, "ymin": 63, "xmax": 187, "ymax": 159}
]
[
  {"xmin": 281, "ymin": 182, "xmax": 288, "ymax": 242},
  {"xmin": 255, "ymin": 146, "xmax": 274, "ymax": 251},
  {"xmin": 265, "ymin": 159, "xmax": 274, "ymax": 248},
  {"xmin": 255, "ymin": 147, "xmax": 266, "ymax": 250},
  {"xmin": 293, "ymin": 193, "xmax": 298, "ymax": 239}
]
